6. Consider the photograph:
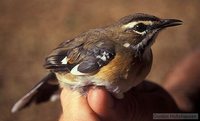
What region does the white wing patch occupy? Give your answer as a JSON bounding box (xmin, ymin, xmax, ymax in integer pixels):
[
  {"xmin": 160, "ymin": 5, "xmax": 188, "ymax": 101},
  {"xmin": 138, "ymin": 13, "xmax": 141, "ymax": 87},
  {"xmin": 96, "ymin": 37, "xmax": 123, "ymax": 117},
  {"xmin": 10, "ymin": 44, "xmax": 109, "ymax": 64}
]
[
  {"xmin": 70, "ymin": 64, "xmax": 88, "ymax": 75},
  {"xmin": 96, "ymin": 51, "xmax": 110, "ymax": 61},
  {"xmin": 61, "ymin": 57, "xmax": 69, "ymax": 64},
  {"xmin": 123, "ymin": 43, "xmax": 130, "ymax": 48}
]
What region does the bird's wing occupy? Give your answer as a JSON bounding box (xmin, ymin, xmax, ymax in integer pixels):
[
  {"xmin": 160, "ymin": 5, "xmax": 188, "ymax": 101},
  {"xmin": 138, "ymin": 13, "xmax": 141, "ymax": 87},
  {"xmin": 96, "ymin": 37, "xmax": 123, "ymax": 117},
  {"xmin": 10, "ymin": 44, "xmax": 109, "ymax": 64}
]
[
  {"xmin": 44, "ymin": 38, "xmax": 116, "ymax": 75},
  {"xmin": 11, "ymin": 73, "xmax": 59, "ymax": 113}
]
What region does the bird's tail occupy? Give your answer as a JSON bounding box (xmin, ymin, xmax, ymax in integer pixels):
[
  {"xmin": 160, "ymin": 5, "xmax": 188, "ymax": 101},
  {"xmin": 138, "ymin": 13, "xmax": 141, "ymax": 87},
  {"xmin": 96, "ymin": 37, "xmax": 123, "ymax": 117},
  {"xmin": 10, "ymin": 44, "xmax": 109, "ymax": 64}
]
[{"xmin": 11, "ymin": 72, "xmax": 59, "ymax": 113}]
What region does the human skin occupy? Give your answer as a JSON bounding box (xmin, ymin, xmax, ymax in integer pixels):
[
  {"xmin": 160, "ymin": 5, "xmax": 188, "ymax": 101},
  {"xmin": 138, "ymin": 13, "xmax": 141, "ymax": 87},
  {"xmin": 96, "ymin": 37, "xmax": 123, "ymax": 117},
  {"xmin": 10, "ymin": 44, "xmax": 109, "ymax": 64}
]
[
  {"xmin": 58, "ymin": 49, "xmax": 200, "ymax": 121},
  {"xmin": 164, "ymin": 49, "xmax": 200, "ymax": 112},
  {"xmin": 59, "ymin": 81, "xmax": 179, "ymax": 121}
]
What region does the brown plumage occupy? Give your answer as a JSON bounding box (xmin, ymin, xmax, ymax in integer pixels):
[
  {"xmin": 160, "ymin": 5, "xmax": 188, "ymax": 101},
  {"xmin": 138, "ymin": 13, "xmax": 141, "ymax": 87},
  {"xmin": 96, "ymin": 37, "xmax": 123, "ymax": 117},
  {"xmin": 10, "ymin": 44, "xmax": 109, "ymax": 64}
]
[{"xmin": 11, "ymin": 13, "xmax": 182, "ymax": 113}]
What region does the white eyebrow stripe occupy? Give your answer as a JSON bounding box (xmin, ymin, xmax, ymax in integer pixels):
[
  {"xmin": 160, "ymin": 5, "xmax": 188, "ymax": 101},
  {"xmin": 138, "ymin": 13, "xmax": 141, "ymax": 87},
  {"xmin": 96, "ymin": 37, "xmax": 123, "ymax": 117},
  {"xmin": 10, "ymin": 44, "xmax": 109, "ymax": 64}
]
[{"xmin": 122, "ymin": 21, "xmax": 153, "ymax": 29}]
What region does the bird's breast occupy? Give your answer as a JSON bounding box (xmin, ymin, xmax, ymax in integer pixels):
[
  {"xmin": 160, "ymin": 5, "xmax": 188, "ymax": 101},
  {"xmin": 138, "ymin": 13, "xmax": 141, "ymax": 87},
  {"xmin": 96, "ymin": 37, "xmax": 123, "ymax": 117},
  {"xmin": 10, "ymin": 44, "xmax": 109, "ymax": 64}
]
[{"xmin": 56, "ymin": 48, "xmax": 152, "ymax": 94}]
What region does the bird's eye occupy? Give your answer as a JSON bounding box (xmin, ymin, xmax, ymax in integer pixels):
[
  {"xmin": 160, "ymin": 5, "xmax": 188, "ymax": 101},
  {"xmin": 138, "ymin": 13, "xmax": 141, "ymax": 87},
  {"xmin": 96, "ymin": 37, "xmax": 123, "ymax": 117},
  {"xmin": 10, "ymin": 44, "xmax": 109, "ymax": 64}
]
[{"xmin": 133, "ymin": 23, "xmax": 148, "ymax": 33}]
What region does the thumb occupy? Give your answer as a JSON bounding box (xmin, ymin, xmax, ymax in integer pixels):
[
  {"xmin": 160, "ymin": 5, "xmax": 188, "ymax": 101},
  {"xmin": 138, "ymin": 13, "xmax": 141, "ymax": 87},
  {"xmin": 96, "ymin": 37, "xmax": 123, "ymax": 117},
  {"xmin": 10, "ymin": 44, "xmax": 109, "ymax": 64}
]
[
  {"xmin": 87, "ymin": 87, "xmax": 132, "ymax": 121},
  {"xmin": 60, "ymin": 88, "xmax": 100, "ymax": 121}
]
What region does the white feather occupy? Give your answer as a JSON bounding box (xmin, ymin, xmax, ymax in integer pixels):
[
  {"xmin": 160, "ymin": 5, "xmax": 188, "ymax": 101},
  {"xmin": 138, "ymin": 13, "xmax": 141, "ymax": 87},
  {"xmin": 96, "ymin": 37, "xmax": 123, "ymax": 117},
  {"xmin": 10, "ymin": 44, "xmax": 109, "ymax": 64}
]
[
  {"xmin": 61, "ymin": 57, "xmax": 69, "ymax": 64},
  {"xmin": 122, "ymin": 21, "xmax": 153, "ymax": 35},
  {"xmin": 70, "ymin": 64, "xmax": 88, "ymax": 75},
  {"xmin": 96, "ymin": 51, "xmax": 110, "ymax": 61},
  {"xmin": 50, "ymin": 94, "xmax": 60, "ymax": 102},
  {"xmin": 123, "ymin": 43, "xmax": 130, "ymax": 48}
]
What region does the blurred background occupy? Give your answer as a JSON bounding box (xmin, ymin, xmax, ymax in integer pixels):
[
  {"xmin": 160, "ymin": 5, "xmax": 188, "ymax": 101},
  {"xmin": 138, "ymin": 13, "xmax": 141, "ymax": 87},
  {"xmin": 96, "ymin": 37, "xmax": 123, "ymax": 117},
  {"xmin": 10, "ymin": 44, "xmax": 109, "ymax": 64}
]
[{"xmin": 0, "ymin": 0, "xmax": 200, "ymax": 121}]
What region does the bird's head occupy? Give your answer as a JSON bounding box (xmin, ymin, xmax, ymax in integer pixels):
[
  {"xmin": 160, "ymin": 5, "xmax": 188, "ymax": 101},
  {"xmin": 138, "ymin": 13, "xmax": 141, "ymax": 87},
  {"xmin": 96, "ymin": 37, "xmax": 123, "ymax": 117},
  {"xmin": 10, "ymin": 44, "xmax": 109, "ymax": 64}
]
[{"xmin": 107, "ymin": 13, "xmax": 182, "ymax": 56}]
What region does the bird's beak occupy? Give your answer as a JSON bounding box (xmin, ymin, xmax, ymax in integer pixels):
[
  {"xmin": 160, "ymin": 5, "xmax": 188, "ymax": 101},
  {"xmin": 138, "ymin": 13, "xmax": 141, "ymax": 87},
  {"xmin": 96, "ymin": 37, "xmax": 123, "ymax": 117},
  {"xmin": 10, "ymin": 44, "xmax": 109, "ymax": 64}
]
[
  {"xmin": 131, "ymin": 19, "xmax": 182, "ymax": 57},
  {"xmin": 154, "ymin": 19, "xmax": 183, "ymax": 29}
]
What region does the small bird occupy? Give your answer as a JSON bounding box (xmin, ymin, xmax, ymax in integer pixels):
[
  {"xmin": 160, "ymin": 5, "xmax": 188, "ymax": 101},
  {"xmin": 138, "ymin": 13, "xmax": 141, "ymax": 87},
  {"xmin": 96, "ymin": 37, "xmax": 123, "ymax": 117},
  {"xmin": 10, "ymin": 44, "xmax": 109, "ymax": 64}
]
[{"xmin": 11, "ymin": 13, "xmax": 182, "ymax": 113}]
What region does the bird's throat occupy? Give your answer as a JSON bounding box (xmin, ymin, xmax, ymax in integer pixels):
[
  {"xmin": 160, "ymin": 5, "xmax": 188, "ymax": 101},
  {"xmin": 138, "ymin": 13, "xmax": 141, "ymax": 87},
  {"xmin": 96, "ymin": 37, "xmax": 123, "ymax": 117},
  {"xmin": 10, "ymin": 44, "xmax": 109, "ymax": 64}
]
[{"xmin": 131, "ymin": 30, "xmax": 158, "ymax": 57}]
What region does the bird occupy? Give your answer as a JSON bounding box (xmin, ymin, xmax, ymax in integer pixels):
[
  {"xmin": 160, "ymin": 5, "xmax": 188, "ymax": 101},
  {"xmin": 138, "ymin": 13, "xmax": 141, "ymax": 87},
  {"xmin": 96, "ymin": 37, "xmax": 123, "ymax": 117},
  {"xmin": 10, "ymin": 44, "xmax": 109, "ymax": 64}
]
[{"xmin": 11, "ymin": 13, "xmax": 182, "ymax": 113}]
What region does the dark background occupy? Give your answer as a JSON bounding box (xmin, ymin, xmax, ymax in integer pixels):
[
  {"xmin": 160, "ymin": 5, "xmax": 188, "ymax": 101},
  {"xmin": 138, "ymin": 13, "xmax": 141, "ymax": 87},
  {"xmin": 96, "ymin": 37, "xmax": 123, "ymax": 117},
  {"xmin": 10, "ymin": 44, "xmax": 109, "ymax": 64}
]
[{"xmin": 0, "ymin": 0, "xmax": 200, "ymax": 121}]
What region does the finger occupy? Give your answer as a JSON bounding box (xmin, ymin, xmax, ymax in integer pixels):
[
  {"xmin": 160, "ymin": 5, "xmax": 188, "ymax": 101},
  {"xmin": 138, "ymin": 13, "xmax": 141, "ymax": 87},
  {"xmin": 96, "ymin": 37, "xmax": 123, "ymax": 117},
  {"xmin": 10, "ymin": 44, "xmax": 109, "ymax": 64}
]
[
  {"xmin": 60, "ymin": 88, "xmax": 100, "ymax": 121},
  {"xmin": 130, "ymin": 81, "xmax": 180, "ymax": 120},
  {"xmin": 58, "ymin": 114, "xmax": 63, "ymax": 121},
  {"xmin": 87, "ymin": 87, "xmax": 115, "ymax": 120},
  {"xmin": 88, "ymin": 81, "xmax": 179, "ymax": 121},
  {"xmin": 164, "ymin": 49, "xmax": 200, "ymax": 112},
  {"xmin": 87, "ymin": 87, "xmax": 131, "ymax": 121}
]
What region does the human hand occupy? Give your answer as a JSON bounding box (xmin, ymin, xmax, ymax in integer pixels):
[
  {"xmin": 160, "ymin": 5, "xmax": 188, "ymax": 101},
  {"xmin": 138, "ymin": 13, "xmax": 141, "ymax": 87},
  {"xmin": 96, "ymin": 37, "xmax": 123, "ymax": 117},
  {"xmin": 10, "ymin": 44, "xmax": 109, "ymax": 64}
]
[
  {"xmin": 164, "ymin": 49, "xmax": 200, "ymax": 112},
  {"xmin": 59, "ymin": 81, "xmax": 179, "ymax": 121}
]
